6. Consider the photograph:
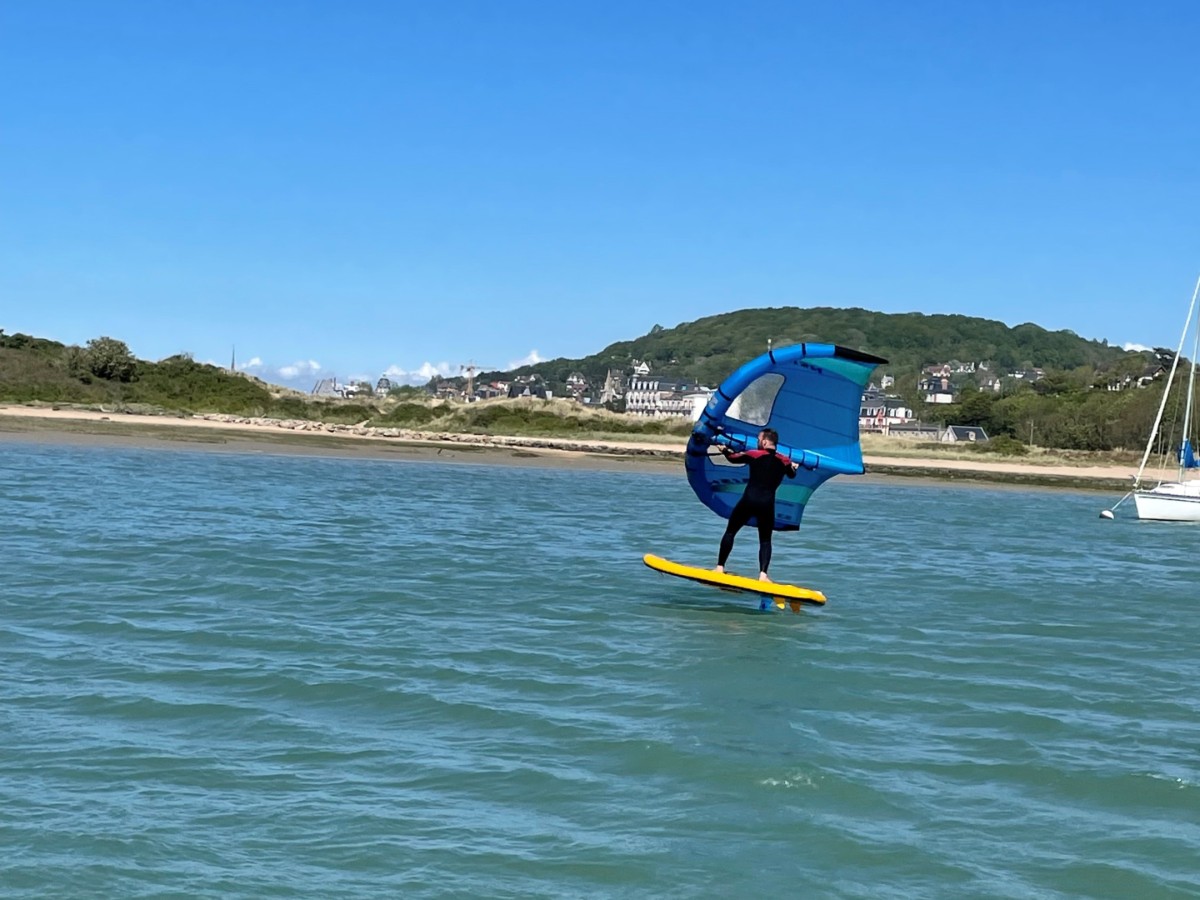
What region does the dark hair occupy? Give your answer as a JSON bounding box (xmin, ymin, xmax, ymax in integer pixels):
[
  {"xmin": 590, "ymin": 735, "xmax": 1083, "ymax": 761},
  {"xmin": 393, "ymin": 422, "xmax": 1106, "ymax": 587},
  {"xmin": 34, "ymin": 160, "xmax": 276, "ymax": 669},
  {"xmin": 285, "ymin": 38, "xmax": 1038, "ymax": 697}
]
[{"xmin": 759, "ymin": 428, "xmax": 779, "ymax": 444}]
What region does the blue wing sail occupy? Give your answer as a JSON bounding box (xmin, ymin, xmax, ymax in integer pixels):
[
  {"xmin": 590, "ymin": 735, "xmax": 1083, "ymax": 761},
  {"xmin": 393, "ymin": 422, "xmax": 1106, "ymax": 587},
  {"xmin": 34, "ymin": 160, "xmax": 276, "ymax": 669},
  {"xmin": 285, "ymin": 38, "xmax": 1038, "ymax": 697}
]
[
  {"xmin": 685, "ymin": 343, "xmax": 887, "ymax": 530},
  {"xmin": 1181, "ymin": 439, "xmax": 1198, "ymax": 469}
]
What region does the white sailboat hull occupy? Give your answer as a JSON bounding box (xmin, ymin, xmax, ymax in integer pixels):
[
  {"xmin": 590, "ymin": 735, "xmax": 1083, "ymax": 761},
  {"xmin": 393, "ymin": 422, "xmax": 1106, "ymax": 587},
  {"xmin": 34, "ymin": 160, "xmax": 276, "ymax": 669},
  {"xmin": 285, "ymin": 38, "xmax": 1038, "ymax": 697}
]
[
  {"xmin": 1132, "ymin": 482, "xmax": 1200, "ymax": 522},
  {"xmin": 1117, "ymin": 276, "xmax": 1200, "ymax": 523}
]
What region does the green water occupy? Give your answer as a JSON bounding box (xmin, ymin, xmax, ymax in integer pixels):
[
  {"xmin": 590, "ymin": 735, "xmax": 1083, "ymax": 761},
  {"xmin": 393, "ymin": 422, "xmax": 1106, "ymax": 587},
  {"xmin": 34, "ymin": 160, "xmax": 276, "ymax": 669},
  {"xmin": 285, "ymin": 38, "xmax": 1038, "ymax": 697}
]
[{"xmin": 2, "ymin": 441, "xmax": 1197, "ymax": 899}]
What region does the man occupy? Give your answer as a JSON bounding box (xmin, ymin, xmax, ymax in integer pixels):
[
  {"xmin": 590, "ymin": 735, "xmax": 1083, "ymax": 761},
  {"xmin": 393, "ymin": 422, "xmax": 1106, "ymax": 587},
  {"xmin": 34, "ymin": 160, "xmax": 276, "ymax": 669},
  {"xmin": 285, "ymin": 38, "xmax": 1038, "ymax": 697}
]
[{"xmin": 714, "ymin": 428, "xmax": 799, "ymax": 582}]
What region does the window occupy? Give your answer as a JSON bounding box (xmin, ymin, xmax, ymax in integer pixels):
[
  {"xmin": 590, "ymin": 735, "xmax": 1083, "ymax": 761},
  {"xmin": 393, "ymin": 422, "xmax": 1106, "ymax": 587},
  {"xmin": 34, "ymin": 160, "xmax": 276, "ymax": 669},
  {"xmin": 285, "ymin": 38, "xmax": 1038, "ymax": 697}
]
[{"xmin": 728, "ymin": 373, "xmax": 783, "ymax": 426}]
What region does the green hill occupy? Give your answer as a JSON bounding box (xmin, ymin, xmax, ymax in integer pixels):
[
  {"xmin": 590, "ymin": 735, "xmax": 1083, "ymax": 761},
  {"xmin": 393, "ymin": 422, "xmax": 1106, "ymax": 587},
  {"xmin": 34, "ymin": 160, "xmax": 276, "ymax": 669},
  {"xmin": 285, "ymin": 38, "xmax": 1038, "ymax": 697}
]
[
  {"xmin": 494, "ymin": 307, "xmax": 1144, "ymax": 387},
  {"xmin": 1, "ymin": 311, "xmax": 1172, "ymax": 452},
  {"xmin": 479, "ymin": 306, "xmax": 1171, "ymax": 453},
  {"xmin": 0, "ymin": 331, "xmax": 375, "ymax": 421}
]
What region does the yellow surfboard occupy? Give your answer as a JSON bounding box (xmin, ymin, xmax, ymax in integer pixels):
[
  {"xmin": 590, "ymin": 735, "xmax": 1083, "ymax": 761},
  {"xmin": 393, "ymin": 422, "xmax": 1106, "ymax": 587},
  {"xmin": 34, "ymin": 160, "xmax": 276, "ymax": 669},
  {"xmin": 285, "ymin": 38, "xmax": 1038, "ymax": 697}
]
[{"xmin": 642, "ymin": 554, "xmax": 826, "ymax": 608}]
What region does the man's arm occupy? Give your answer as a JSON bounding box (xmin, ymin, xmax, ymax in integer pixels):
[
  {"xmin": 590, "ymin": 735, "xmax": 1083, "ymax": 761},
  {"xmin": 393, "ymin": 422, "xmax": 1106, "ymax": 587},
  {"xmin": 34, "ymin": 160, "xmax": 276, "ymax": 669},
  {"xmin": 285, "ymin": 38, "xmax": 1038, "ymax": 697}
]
[{"xmin": 719, "ymin": 445, "xmax": 749, "ymax": 463}]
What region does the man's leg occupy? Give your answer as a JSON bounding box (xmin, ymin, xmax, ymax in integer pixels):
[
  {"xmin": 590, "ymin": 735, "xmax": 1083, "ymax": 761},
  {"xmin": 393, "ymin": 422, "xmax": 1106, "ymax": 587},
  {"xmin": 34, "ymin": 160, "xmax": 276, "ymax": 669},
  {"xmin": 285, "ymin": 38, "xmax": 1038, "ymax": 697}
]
[
  {"xmin": 717, "ymin": 503, "xmax": 752, "ymax": 572},
  {"xmin": 756, "ymin": 515, "xmax": 774, "ymax": 580}
]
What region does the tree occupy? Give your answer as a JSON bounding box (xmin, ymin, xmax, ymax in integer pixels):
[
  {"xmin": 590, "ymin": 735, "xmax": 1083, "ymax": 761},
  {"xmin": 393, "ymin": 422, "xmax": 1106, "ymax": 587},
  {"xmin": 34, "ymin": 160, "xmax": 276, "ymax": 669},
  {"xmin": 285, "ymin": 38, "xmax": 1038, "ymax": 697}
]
[
  {"xmin": 955, "ymin": 390, "xmax": 996, "ymax": 429},
  {"xmin": 388, "ymin": 384, "xmax": 427, "ymax": 399},
  {"xmin": 896, "ymin": 379, "xmax": 928, "ymax": 422},
  {"xmin": 84, "ymin": 337, "xmax": 136, "ymax": 382},
  {"xmin": 64, "ymin": 345, "xmax": 89, "ymax": 378}
]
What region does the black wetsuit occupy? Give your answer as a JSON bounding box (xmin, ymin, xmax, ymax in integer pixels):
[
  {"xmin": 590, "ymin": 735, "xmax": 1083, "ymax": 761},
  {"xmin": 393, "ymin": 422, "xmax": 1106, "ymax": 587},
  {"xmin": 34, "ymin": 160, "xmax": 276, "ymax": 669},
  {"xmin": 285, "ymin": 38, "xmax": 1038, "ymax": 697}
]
[{"xmin": 717, "ymin": 448, "xmax": 796, "ymax": 574}]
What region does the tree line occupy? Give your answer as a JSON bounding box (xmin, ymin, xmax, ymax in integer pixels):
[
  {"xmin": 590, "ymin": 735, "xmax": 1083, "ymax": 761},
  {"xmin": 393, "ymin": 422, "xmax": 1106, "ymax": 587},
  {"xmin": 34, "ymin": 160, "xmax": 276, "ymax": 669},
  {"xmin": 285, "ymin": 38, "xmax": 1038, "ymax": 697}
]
[
  {"xmin": 484, "ymin": 307, "xmax": 1185, "ymax": 452},
  {"xmin": 1, "ymin": 311, "xmax": 1180, "ymax": 453}
]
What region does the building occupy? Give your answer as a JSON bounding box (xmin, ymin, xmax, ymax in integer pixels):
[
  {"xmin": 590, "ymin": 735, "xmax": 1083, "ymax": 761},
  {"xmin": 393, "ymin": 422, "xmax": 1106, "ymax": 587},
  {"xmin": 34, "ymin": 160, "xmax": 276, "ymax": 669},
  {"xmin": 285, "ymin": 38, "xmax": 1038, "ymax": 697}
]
[
  {"xmin": 1007, "ymin": 368, "xmax": 1045, "ymax": 382},
  {"xmin": 978, "ymin": 374, "xmax": 1002, "ymax": 393},
  {"xmin": 508, "ymin": 376, "xmax": 550, "ymax": 399},
  {"xmin": 859, "ymin": 389, "xmax": 888, "ymax": 433},
  {"xmin": 311, "ymin": 377, "xmax": 366, "ymax": 399},
  {"xmin": 625, "ymin": 373, "xmax": 710, "ymax": 417},
  {"xmin": 888, "ymin": 422, "xmax": 942, "ymax": 440},
  {"xmin": 860, "ymin": 389, "xmax": 916, "ymax": 433},
  {"xmin": 434, "ymin": 379, "xmax": 461, "ymax": 400},
  {"xmin": 941, "ymin": 425, "xmax": 989, "ymax": 443},
  {"xmin": 918, "ymin": 375, "xmax": 956, "ymax": 404},
  {"xmin": 311, "ymin": 377, "xmax": 340, "ymax": 398},
  {"xmin": 474, "ymin": 382, "xmax": 505, "ymax": 400},
  {"xmin": 925, "ymin": 360, "xmax": 979, "ymax": 376},
  {"xmin": 565, "ymin": 372, "xmax": 589, "ymax": 401},
  {"xmin": 599, "ymin": 369, "xmax": 625, "ymax": 406}
]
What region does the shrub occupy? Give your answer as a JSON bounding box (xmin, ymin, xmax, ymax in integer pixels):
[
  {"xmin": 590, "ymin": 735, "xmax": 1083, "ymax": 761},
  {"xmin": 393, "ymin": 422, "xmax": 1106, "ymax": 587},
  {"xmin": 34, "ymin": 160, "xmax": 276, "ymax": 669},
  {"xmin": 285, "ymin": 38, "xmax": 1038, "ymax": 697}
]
[
  {"xmin": 373, "ymin": 403, "xmax": 440, "ymax": 427},
  {"xmin": 984, "ymin": 435, "xmax": 1029, "ymax": 456},
  {"xmin": 85, "ymin": 337, "xmax": 137, "ymax": 382}
]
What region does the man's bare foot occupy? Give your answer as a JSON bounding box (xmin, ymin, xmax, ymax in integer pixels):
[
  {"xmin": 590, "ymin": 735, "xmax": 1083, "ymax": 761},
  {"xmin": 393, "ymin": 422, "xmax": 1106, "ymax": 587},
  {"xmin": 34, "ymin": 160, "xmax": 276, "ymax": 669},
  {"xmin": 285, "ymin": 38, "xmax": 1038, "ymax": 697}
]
[
  {"xmin": 758, "ymin": 572, "xmax": 773, "ymax": 582},
  {"xmin": 714, "ymin": 565, "xmax": 725, "ymax": 574}
]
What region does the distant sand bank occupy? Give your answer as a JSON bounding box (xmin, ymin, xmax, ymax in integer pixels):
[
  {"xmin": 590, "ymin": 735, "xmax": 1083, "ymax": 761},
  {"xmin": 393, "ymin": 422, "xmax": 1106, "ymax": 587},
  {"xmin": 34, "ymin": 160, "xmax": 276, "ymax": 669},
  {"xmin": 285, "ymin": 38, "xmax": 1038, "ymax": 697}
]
[
  {"xmin": 0, "ymin": 406, "xmax": 679, "ymax": 474},
  {"xmin": 0, "ymin": 405, "xmax": 1137, "ymax": 490}
]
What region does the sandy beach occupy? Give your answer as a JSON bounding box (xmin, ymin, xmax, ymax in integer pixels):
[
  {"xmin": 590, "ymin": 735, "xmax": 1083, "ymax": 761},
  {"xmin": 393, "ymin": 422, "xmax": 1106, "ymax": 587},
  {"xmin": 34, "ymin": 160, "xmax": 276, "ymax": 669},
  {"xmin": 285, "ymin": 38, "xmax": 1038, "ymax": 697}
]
[{"xmin": 0, "ymin": 404, "xmax": 1138, "ymax": 490}]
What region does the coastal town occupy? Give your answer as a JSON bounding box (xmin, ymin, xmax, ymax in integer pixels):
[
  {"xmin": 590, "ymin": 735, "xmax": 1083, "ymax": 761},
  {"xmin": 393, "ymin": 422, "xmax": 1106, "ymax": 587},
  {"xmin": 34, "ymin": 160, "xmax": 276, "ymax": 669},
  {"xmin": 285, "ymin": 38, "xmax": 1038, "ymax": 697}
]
[{"xmin": 309, "ymin": 353, "xmax": 1166, "ymax": 446}]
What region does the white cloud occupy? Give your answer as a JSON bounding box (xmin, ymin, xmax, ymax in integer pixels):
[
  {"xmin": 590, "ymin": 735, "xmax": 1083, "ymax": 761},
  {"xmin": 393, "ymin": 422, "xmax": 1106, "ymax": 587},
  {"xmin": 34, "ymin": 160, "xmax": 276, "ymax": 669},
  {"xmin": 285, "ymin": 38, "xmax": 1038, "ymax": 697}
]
[
  {"xmin": 1123, "ymin": 342, "xmax": 1152, "ymax": 353},
  {"xmin": 418, "ymin": 361, "xmax": 453, "ymax": 380},
  {"xmin": 278, "ymin": 359, "xmax": 322, "ymax": 379},
  {"xmin": 383, "ymin": 361, "xmax": 453, "ymax": 386},
  {"xmin": 508, "ymin": 349, "xmax": 543, "ymax": 369},
  {"xmin": 207, "ymin": 355, "xmax": 325, "ymax": 389}
]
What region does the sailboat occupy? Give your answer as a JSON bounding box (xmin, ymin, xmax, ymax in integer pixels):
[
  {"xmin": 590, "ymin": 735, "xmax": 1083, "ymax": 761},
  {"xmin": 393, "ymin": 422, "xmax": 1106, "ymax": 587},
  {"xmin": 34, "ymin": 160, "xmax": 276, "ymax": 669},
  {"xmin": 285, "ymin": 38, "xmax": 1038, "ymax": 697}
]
[{"xmin": 1124, "ymin": 276, "xmax": 1200, "ymax": 521}]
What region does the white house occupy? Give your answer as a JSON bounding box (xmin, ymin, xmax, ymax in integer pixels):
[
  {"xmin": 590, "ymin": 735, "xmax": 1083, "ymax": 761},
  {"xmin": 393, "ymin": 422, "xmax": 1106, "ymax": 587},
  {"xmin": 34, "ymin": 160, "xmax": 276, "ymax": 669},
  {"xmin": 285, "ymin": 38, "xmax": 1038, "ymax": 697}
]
[
  {"xmin": 941, "ymin": 425, "xmax": 989, "ymax": 443},
  {"xmin": 860, "ymin": 390, "xmax": 915, "ymax": 433},
  {"xmin": 918, "ymin": 376, "xmax": 956, "ymax": 404}
]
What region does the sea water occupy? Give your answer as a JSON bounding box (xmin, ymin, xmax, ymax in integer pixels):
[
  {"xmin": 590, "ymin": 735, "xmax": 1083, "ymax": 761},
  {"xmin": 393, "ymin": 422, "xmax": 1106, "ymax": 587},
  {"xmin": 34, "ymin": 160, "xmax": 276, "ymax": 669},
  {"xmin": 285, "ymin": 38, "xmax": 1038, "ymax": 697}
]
[{"xmin": 1, "ymin": 440, "xmax": 1198, "ymax": 899}]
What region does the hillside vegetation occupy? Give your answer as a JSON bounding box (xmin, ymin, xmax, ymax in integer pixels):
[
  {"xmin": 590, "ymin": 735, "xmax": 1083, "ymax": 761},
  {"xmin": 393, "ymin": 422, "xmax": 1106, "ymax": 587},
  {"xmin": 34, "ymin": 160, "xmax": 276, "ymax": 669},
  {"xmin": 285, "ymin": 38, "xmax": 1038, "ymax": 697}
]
[
  {"xmin": 0, "ymin": 331, "xmax": 689, "ymax": 439},
  {"xmin": 497, "ymin": 307, "xmax": 1143, "ymax": 388},
  {"xmin": 489, "ymin": 306, "xmax": 1174, "ymax": 452},
  {"xmin": 0, "ymin": 308, "xmax": 1180, "ymax": 453},
  {"xmin": 371, "ymin": 397, "xmax": 691, "ymax": 438},
  {"xmin": 1, "ymin": 332, "xmax": 313, "ymax": 417}
]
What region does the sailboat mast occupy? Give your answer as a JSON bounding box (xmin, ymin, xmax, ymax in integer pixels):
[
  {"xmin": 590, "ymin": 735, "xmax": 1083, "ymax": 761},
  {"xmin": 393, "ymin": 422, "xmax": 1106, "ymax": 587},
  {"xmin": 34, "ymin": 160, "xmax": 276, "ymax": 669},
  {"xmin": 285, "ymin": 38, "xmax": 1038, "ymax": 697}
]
[
  {"xmin": 1135, "ymin": 276, "xmax": 1200, "ymax": 486},
  {"xmin": 1179, "ymin": 299, "xmax": 1200, "ymax": 480}
]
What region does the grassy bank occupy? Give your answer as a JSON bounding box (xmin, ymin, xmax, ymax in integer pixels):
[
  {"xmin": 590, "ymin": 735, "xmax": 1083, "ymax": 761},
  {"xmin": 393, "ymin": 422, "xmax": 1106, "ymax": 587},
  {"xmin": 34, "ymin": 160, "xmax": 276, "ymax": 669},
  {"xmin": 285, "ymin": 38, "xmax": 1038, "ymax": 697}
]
[
  {"xmin": 859, "ymin": 433, "xmax": 1142, "ymax": 469},
  {"xmin": 369, "ymin": 397, "xmax": 693, "ymax": 440}
]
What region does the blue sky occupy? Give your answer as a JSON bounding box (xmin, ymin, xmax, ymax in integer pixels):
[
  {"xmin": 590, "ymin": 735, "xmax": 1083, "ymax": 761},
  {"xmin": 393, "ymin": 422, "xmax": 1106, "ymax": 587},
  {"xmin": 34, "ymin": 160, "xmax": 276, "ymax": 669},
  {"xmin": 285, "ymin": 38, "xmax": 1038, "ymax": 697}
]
[{"xmin": 2, "ymin": 1, "xmax": 1198, "ymax": 388}]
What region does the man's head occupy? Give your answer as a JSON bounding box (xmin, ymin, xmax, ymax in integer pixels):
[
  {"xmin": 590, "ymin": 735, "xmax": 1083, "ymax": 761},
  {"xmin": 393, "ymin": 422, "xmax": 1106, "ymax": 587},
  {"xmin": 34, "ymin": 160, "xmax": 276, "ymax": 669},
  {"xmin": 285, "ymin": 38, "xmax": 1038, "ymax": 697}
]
[{"xmin": 758, "ymin": 428, "xmax": 779, "ymax": 449}]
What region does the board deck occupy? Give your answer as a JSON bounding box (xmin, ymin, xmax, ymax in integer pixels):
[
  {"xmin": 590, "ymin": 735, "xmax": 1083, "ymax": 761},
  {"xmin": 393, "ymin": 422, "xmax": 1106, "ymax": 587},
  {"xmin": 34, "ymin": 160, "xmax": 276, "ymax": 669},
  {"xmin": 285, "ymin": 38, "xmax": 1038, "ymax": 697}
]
[{"xmin": 642, "ymin": 554, "xmax": 826, "ymax": 607}]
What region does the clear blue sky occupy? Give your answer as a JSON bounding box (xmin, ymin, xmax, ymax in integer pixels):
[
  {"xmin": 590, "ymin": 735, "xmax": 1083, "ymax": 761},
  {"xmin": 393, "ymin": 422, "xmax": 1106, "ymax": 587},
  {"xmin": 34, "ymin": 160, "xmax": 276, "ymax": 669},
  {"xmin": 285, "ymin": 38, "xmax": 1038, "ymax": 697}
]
[{"xmin": 2, "ymin": 1, "xmax": 1198, "ymax": 388}]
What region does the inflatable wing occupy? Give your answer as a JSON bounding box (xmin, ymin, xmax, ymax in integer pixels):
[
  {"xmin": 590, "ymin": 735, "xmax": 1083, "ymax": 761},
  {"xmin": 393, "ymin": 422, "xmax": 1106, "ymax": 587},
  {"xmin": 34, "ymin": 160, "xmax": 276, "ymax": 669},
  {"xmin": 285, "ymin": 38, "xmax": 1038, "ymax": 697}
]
[{"xmin": 686, "ymin": 343, "xmax": 887, "ymax": 530}]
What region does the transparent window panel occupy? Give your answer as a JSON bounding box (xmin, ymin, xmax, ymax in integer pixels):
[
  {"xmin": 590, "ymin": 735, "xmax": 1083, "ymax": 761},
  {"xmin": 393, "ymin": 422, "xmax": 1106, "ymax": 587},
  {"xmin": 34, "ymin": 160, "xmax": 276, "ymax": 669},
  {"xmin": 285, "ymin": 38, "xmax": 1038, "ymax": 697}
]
[{"xmin": 727, "ymin": 373, "xmax": 784, "ymax": 427}]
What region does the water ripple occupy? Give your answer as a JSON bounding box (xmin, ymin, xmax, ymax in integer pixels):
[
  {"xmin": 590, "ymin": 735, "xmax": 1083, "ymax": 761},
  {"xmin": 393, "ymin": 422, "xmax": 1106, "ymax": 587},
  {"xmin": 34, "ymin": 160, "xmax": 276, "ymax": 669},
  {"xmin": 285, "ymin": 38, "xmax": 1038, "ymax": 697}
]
[{"xmin": 2, "ymin": 442, "xmax": 1198, "ymax": 898}]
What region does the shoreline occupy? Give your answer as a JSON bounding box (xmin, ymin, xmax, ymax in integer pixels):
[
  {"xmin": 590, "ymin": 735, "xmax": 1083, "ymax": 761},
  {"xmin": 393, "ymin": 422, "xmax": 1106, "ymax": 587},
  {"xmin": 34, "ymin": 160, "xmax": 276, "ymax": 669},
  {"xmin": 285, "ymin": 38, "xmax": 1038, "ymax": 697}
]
[{"xmin": 0, "ymin": 405, "xmax": 1137, "ymax": 491}]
